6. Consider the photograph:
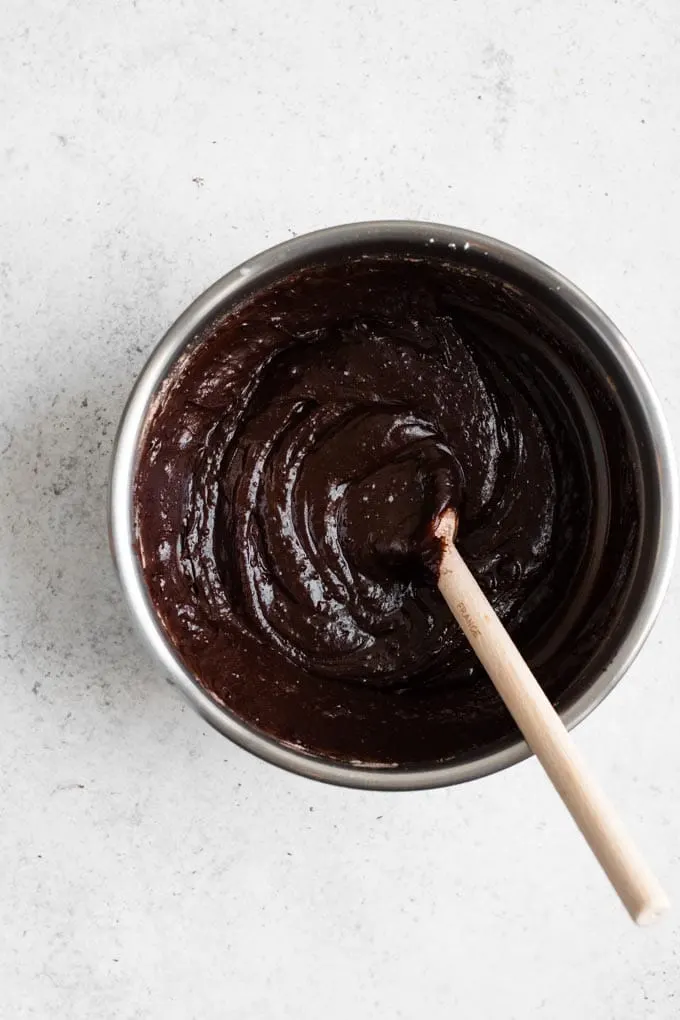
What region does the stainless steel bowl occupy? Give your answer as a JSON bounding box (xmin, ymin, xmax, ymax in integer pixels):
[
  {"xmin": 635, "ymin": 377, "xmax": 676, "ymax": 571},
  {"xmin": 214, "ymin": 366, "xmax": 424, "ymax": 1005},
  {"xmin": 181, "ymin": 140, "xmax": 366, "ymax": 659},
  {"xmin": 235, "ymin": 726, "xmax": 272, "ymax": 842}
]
[{"xmin": 109, "ymin": 221, "xmax": 678, "ymax": 790}]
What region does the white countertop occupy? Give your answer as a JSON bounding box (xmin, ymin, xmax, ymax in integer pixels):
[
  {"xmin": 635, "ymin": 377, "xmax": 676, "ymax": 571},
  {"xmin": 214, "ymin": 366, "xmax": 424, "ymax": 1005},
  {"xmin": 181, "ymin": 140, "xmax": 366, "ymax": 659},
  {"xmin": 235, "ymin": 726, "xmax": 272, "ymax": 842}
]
[{"xmin": 2, "ymin": 1, "xmax": 680, "ymax": 1016}]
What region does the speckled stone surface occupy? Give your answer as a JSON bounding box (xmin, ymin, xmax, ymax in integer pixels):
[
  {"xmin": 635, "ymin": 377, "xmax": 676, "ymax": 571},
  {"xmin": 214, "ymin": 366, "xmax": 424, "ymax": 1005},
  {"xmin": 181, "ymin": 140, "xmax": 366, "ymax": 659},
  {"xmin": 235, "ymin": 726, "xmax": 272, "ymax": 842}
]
[{"xmin": 1, "ymin": 1, "xmax": 680, "ymax": 1017}]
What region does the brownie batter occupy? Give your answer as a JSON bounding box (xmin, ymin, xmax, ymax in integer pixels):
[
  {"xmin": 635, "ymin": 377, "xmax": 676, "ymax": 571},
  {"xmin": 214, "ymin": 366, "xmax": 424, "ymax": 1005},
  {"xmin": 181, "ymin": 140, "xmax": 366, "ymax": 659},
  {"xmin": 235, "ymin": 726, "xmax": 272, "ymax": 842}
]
[{"xmin": 134, "ymin": 255, "xmax": 639, "ymax": 766}]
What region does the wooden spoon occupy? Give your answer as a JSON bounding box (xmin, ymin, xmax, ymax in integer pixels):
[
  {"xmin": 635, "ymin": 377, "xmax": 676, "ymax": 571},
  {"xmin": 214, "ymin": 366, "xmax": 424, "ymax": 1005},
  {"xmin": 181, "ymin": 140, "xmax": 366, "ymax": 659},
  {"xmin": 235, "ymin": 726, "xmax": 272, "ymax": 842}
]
[{"xmin": 435, "ymin": 508, "xmax": 668, "ymax": 925}]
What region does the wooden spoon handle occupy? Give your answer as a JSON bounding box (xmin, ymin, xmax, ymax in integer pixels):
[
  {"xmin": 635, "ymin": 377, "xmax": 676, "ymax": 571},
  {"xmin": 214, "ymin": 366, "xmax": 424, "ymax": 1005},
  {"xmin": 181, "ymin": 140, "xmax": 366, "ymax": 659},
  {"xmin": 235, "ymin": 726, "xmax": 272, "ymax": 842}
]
[{"xmin": 436, "ymin": 514, "xmax": 668, "ymax": 924}]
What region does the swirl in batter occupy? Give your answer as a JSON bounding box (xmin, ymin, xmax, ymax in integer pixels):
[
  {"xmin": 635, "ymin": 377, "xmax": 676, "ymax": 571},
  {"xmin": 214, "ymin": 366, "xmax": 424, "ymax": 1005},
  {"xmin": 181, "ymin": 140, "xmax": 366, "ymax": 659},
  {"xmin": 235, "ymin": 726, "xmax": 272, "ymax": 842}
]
[{"xmin": 135, "ymin": 257, "xmax": 638, "ymax": 765}]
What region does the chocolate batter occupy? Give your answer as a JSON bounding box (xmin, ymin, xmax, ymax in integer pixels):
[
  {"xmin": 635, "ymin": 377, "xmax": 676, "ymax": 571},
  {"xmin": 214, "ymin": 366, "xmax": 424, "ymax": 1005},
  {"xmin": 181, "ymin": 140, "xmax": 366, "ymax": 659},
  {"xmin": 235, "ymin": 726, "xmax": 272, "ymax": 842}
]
[{"xmin": 134, "ymin": 255, "xmax": 639, "ymax": 765}]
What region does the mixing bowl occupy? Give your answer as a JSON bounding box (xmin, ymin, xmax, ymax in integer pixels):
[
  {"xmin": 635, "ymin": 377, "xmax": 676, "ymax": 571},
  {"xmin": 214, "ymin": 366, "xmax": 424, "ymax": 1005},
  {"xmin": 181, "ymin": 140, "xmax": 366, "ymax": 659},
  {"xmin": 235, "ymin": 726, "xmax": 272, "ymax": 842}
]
[{"xmin": 109, "ymin": 221, "xmax": 678, "ymax": 790}]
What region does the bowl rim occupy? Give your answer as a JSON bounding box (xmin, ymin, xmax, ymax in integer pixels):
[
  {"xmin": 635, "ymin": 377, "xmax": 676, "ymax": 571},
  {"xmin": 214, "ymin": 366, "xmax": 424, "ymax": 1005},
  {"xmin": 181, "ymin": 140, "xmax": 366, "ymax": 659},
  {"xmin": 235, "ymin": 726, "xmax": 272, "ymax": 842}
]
[{"xmin": 108, "ymin": 220, "xmax": 679, "ymax": 791}]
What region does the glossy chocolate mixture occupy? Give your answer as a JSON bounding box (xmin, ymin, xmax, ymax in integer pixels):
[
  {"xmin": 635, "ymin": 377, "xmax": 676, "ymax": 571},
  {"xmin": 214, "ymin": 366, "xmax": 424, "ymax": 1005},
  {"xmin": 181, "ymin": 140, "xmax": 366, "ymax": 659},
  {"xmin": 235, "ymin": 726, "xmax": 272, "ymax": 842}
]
[{"xmin": 135, "ymin": 256, "xmax": 639, "ymax": 765}]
